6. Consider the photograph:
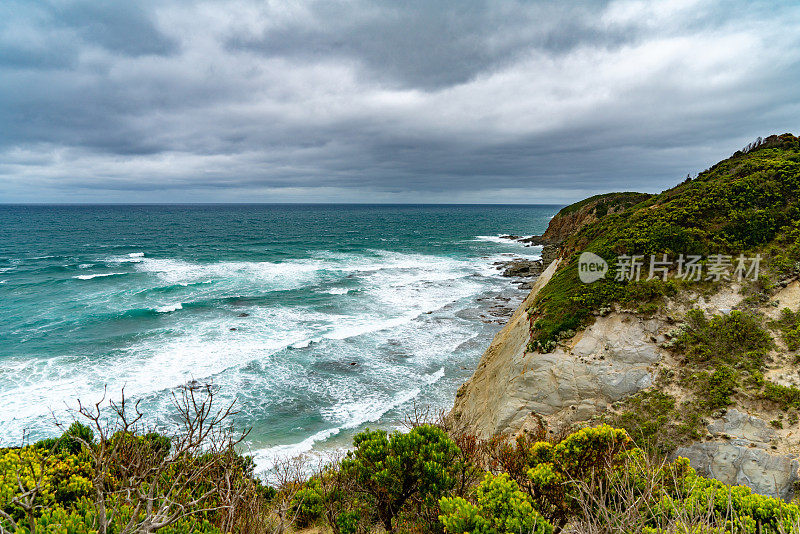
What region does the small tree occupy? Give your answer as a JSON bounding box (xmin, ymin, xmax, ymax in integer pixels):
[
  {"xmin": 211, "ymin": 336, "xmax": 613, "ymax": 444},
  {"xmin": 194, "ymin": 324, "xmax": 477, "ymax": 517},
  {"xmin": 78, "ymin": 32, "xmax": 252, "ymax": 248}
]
[{"xmin": 341, "ymin": 424, "xmax": 463, "ymax": 531}]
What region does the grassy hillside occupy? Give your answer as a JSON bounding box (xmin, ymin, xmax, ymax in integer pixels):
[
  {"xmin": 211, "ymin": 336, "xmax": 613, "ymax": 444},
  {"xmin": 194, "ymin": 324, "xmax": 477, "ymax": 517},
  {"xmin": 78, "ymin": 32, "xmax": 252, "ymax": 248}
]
[
  {"xmin": 528, "ymin": 133, "xmax": 800, "ymax": 455},
  {"xmin": 529, "ymin": 133, "xmax": 800, "ymax": 351}
]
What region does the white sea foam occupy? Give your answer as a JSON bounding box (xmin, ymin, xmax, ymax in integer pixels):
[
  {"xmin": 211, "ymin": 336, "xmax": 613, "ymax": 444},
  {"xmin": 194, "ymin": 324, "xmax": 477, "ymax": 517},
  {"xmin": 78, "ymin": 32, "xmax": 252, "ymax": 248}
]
[
  {"xmin": 73, "ymin": 272, "xmax": 127, "ymax": 280},
  {"xmin": 323, "ymin": 387, "xmax": 422, "ymax": 430},
  {"xmin": 155, "ymin": 303, "xmax": 183, "ymax": 313},
  {"xmin": 474, "ymin": 234, "xmax": 523, "ymax": 245},
  {"xmin": 252, "ymin": 427, "xmax": 342, "ymax": 471},
  {"xmin": 0, "ymin": 244, "xmax": 522, "ymax": 457},
  {"xmin": 423, "ymin": 367, "xmax": 445, "ymax": 384},
  {"xmin": 128, "ymin": 252, "xmax": 145, "ymax": 258},
  {"xmin": 324, "ymin": 287, "xmax": 351, "ymax": 295},
  {"xmin": 78, "ymin": 263, "xmax": 93, "ymax": 269}
]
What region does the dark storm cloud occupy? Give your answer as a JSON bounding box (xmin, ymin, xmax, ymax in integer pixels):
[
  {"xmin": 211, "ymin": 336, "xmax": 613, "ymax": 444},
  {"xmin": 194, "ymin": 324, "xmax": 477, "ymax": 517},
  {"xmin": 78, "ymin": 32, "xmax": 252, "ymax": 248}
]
[
  {"xmin": 1, "ymin": 0, "xmax": 799, "ymax": 203},
  {"xmin": 227, "ymin": 1, "xmax": 631, "ymax": 90}
]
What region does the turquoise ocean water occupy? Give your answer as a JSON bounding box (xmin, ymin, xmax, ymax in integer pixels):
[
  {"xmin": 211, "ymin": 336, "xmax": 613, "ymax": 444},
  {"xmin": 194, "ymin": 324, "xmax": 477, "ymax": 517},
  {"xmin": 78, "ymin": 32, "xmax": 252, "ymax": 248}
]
[{"xmin": 0, "ymin": 204, "xmax": 557, "ymax": 468}]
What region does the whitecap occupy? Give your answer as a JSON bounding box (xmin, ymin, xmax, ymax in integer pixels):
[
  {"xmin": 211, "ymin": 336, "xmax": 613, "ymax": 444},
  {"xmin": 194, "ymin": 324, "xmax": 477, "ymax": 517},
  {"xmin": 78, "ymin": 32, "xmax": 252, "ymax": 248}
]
[
  {"xmin": 422, "ymin": 367, "xmax": 445, "ymax": 385},
  {"xmin": 290, "ymin": 337, "xmax": 322, "ymax": 349},
  {"xmin": 128, "ymin": 252, "xmax": 145, "ymax": 258},
  {"xmin": 322, "ymin": 387, "xmax": 422, "ymax": 430},
  {"xmin": 155, "ymin": 303, "xmax": 183, "ymax": 313},
  {"xmin": 73, "ymin": 272, "xmax": 127, "ymax": 280},
  {"xmin": 324, "ymin": 287, "xmax": 351, "ymax": 295}
]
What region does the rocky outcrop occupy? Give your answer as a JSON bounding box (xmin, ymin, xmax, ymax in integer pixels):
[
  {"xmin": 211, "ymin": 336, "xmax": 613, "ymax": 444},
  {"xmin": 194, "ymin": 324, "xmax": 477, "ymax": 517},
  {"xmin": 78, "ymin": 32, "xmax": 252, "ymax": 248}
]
[
  {"xmin": 450, "ymin": 301, "xmax": 668, "ymax": 438},
  {"xmin": 450, "ymin": 271, "xmax": 800, "ymax": 500},
  {"xmin": 675, "ymin": 410, "xmax": 800, "ymax": 500},
  {"xmin": 500, "ymin": 259, "xmax": 543, "ymax": 278}
]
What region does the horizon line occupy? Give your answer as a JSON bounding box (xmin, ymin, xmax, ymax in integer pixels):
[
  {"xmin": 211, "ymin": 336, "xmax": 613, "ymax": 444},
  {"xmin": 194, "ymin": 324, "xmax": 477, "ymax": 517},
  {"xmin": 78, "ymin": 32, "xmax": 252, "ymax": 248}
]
[{"xmin": 0, "ymin": 202, "xmax": 566, "ymax": 207}]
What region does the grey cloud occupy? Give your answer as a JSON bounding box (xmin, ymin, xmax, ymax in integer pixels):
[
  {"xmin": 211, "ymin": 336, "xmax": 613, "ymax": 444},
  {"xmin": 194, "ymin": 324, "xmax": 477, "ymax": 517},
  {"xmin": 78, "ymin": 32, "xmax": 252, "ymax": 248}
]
[
  {"xmin": 227, "ymin": 1, "xmax": 633, "ymax": 90},
  {"xmin": 0, "ymin": 0, "xmax": 799, "ymax": 203},
  {"xmin": 54, "ymin": 1, "xmax": 178, "ymax": 57}
]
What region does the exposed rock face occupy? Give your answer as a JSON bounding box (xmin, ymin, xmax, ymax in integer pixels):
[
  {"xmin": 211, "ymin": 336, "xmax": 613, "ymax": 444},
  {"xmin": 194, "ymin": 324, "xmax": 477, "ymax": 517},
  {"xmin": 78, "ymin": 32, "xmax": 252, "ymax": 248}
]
[
  {"xmin": 540, "ymin": 245, "xmax": 560, "ymax": 268},
  {"xmin": 675, "ymin": 409, "xmax": 800, "ymax": 500},
  {"xmin": 451, "ymin": 300, "xmax": 667, "ymax": 438},
  {"xmin": 451, "ymin": 269, "xmax": 800, "ymax": 500}
]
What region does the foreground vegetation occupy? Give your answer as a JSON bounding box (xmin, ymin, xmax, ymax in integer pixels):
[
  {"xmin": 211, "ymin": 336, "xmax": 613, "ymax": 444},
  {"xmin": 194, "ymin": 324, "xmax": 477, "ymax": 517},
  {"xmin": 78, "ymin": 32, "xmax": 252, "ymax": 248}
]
[{"xmin": 3, "ymin": 389, "xmax": 800, "ymax": 534}]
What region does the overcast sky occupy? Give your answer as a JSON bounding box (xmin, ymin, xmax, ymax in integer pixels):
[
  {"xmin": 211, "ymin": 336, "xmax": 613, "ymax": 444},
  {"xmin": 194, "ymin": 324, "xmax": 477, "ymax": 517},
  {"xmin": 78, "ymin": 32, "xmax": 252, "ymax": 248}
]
[{"xmin": 1, "ymin": 0, "xmax": 799, "ymax": 203}]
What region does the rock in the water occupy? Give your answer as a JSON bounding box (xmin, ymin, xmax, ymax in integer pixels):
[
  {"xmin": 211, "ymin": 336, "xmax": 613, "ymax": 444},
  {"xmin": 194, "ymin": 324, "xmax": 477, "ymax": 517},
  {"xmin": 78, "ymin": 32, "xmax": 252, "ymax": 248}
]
[{"xmin": 501, "ymin": 259, "xmax": 543, "ymax": 278}]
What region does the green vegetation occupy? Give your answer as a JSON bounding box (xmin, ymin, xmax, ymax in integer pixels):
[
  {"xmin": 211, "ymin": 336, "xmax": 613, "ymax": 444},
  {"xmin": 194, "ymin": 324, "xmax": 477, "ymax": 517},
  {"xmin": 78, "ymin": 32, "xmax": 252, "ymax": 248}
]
[
  {"xmin": 1, "ymin": 387, "xmax": 270, "ymax": 534},
  {"xmin": 529, "ymin": 133, "xmax": 800, "ymax": 350},
  {"xmin": 609, "ymin": 390, "xmax": 704, "ymax": 456},
  {"xmin": 439, "ymin": 474, "xmax": 552, "ymax": 534},
  {"xmin": 340, "ymin": 425, "xmax": 466, "ymax": 531},
  {"xmin": 762, "ymin": 382, "xmax": 800, "ymax": 410},
  {"xmin": 552, "ymin": 192, "xmax": 652, "ymax": 218},
  {"xmin": 5, "ymin": 403, "xmax": 800, "ymax": 533},
  {"xmin": 672, "ymin": 310, "xmax": 773, "ymax": 370},
  {"xmin": 772, "ymin": 307, "xmax": 800, "ymax": 351}
]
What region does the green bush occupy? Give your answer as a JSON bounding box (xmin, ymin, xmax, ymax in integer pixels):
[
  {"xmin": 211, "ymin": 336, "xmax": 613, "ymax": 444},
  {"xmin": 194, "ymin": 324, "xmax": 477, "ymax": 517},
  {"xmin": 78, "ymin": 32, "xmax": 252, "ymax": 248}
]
[
  {"xmin": 439, "ymin": 473, "xmax": 552, "ymax": 534},
  {"xmin": 341, "ymin": 424, "xmax": 465, "ymax": 531},
  {"xmin": 772, "ymin": 307, "xmax": 800, "ymax": 351},
  {"xmin": 290, "ymin": 478, "xmax": 325, "ymax": 527},
  {"xmin": 704, "ymin": 365, "xmax": 739, "ymax": 409},
  {"xmin": 525, "ymin": 425, "xmax": 631, "ymax": 529},
  {"xmin": 672, "ymin": 310, "xmax": 772, "ymax": 371},
  {"xmin": 762, "ymin": 381, "xmax": 800, "ymax": 409}
]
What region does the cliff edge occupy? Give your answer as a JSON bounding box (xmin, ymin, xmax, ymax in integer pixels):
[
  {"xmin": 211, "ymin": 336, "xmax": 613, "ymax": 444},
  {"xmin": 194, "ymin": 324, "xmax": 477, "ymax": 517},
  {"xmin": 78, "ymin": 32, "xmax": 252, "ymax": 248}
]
[{"xmin": 451, "ymin": 133, "xmax": 800, "ymax": 500}]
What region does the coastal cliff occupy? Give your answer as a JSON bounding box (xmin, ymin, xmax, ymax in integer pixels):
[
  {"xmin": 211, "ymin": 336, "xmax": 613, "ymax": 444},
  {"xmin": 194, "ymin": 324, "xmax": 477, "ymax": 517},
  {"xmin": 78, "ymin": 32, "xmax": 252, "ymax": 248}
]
[{"xmin": 451, "ymin": 133, "xmax": 800, "ymax": 500}]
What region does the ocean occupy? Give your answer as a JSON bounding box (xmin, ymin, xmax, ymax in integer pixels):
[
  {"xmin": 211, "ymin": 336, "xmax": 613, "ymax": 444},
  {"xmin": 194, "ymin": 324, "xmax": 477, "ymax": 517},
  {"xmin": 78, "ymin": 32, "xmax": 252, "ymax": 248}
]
[{"xmin": 0, "ymin": 204, "xmax": 557, "ymax": 468}]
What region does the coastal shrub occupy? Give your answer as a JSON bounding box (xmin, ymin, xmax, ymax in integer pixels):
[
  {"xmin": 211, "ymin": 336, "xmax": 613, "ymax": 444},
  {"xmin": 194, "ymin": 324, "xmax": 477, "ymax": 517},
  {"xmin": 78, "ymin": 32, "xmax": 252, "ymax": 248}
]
[
  {"xmin": 525, "ymin": 425, "xmax": 632, "ymax": 530},
  {"xmin": 611, "ymin": 390, "xmax": 689, "ymax": 455},
  {"xmin": 772, "ymin": 307, "xmax": 800, "ymax": 351},
  {"xmin": 762, "ymin": 381, "xmax": 800, "ymax": 410},
  {"xmin": 290, "ymin": 478, "xmax": 325, "ymax": 527},
  {"xmin": 33, "ymin": 421, "xmax": 95, "ymax": 455},
  {"xmin": 0, "ymin": 445, "xmax": 93, "ymax": 529},
  {"xmin": 439, "ymin": 473, "xmax": 552, "ymax": 534},
  {"xmin": 341, "ymin": 424, "xmax": 464, "ymax": 531},
  {"xmin": 703, "ymin": 365, "xmax": 739, "ymax": 409},
  {"xmin": 671, "ymin": 310, "xmax": 772, "ymax": 371},
  {"xmin": 652, "ymin": 466, "xmax": 800, "ymax": 534},
  {"xmin": 2, "ymin": 387, "xmax": 270, "ymax": 534}
]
